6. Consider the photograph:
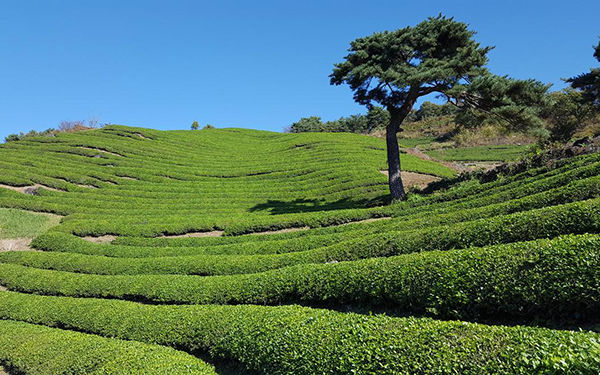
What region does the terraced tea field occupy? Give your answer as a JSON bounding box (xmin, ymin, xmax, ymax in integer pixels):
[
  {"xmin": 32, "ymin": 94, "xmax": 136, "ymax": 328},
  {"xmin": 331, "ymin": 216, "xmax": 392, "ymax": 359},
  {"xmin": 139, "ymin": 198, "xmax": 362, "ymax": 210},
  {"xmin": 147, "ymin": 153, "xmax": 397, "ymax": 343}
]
[{"xmin": 0, "ymin": 125, "xmax": 599, "ymax": 374}]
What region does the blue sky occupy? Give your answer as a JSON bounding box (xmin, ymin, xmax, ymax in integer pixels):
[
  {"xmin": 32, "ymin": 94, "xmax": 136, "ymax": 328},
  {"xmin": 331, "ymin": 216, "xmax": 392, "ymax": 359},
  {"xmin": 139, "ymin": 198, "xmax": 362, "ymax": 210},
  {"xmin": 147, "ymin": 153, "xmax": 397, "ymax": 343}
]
[{"xmin": 1, "ymin": 1, "xmax": 599, "ymax": 140}]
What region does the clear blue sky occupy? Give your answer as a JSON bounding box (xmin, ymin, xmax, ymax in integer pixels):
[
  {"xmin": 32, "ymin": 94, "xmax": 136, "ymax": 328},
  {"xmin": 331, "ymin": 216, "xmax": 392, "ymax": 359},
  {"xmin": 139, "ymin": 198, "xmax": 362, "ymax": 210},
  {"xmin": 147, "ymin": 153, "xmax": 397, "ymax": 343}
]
[{"xmin": 1, "ymin": 0, "xmax": 599, "ymax": 140}]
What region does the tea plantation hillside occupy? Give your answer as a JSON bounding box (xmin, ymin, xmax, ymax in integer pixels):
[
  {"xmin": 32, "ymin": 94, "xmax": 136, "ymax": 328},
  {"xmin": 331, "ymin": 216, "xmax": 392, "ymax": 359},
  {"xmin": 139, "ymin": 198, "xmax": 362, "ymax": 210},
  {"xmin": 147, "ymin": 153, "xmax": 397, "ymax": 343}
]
[
  {"xmin": 0, "ymin": 125, "xmax": 600, "ymax": 374},
  {"xmin": 0, "ymin": 125, "xmax": 454, "ymax": 237}
]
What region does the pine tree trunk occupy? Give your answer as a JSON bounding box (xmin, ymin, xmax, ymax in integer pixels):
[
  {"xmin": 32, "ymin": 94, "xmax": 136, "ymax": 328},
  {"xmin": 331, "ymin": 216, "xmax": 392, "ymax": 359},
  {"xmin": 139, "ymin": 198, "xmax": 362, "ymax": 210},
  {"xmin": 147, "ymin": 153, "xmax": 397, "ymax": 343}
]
[{"xmin": 386, "ymin": 113, "xmax": 405, "ymax": 200}]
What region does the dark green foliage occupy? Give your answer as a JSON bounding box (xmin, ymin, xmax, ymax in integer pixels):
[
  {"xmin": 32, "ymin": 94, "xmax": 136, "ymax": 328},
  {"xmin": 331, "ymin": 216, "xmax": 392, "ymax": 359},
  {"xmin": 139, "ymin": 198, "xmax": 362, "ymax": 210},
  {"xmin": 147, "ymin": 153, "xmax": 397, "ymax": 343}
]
[
  {"xmin": 330, "ymin": 15, "xmax": 548, "ymax": 198},
  {"xmin": 288, "ymin": 116, "xmax": 324, "ymax": 132},
  {"xmin": 0, "ymin": 320, "xmax": 216, "ymax": 374},
  {"xmin": 191, "ymin": 121, "xmax": 200, "ymax": 130},
  {"xmin": 288, "ymin": 107, "xmax": 389, "ymax": 134},
  {"xmin": 407, "ymin": 101, "xmax": 459, "ymax": 122},
  {"xmin": 543, "ymin": 89, "xmax": 596, "ymax": 142},
  {"xmin": 568, "ymin": 38, "xmax": 600, "ymax": 107},
  {"xmin": 330, "ymin": 15, "xmax": 491, "ymax": 109},
  {"xmin": 4, "ymin": 128, "xmax": 58, "ymax": 143},
  {"xmin": 452, "ymin": 75, "xmax": 550, "ymax": 131},
  {"xmin": 1, "ymin": 291, "xmax": 599, "ymax": 375}
]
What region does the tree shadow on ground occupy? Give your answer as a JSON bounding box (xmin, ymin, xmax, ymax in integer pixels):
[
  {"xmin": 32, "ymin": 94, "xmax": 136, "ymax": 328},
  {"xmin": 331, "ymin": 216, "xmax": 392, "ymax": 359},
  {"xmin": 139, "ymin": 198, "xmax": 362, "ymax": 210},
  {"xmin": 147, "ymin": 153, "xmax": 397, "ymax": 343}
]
[{"xmin": 248, "ymin": 196, "xmax": 390, "ymax": 215}]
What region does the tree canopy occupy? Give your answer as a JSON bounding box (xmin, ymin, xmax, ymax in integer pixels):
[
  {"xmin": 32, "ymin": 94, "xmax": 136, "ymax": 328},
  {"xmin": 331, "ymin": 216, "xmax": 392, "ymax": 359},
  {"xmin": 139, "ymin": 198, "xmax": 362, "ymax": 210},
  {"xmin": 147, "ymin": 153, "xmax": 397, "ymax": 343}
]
[
  {"xmin": 288, "ymin": 107, "xmax": 390, "ymax": 134},
  {"xmin": 567, "ymin": 38, "xmax": 600, "ymax": 108},
  {"xmin": 330, "ymin": 15, "xmax": 548, "ymax": 199}
]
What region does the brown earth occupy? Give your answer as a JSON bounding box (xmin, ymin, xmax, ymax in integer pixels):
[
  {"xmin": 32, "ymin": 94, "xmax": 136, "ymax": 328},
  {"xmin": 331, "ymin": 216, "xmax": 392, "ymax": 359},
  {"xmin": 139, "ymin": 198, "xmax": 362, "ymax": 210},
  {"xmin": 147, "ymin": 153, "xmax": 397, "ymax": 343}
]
[
  {"xmin": 247, "ymin": 227, "xmax": 311, "ymax": 236},
  {"xmin": 82, "ymin": 235, "xmax": 117, "ymax": 243},
  {"xmin": 338, "ymin": 217, "xmax": 391, "ymax": 226},
  {"xmin": 0, "ymin": 238, "xmax": 35, "ymax": 252},
  {"xmin": 78, "ymin": 146, "xmax": 124, "ymax": 157},
  {"xmin": 379, "ymin": 170, "xmax": 441, "ymax": 189},
  {"xmin": 159, "ymin": 231, "xmax": 224, "ymax": 238},
  {"xmin": 0, "ymin": 184, "xmax": 63, "ymax": 195}
]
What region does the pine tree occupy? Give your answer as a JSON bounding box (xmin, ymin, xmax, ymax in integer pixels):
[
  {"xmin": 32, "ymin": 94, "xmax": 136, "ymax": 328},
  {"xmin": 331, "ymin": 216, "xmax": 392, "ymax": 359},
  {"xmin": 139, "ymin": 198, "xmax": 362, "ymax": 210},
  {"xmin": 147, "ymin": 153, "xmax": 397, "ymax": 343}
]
[{"xmin": 331, "ymin": 15, "xmax": 548, "ymax": 200}]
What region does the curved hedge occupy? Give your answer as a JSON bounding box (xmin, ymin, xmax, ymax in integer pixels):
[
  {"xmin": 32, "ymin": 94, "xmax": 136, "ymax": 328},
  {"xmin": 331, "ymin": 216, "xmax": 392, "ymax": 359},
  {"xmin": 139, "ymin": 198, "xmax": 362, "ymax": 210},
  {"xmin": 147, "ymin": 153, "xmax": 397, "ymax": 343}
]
[
  {"xmin": 0, "ymin": 319, "xmax": 216, "ymax": 374},
  {"xmin": 14, "ymin": 198, "xmax": 600, "ymax": 276},
  {"xmin": 1, "ymin": 235, "xmax": 598, "ymax": 323},
  {"xmin": 29, "ymin": 172, "xmax": 600, "ymax": 260},
  {"xmin": 0, "ymin": 291, "xmax": 599, "ymax": 375}
]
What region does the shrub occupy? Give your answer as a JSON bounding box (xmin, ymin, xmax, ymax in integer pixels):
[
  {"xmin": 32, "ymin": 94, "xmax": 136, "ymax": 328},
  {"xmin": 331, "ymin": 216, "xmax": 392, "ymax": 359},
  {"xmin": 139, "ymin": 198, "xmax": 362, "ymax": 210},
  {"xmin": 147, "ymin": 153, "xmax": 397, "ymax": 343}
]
[
  {"xmin": 2, "ymin": 235, "xmax": 598, "ymax": 324},
  {"xmin": 0, "ymin": 291, "xmax": 598, "ymax": 375},
  {"xmin": 0, "ymin": 319, "xmax": 216, "ymax": 374}
]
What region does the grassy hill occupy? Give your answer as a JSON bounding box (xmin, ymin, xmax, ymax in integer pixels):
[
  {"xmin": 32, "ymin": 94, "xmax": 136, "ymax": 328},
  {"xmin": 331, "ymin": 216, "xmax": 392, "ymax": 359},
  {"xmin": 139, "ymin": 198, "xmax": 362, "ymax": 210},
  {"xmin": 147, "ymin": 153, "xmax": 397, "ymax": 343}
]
[{"xmin": 0, "ymin": 125, "xmax": 599, "ymax": 374}]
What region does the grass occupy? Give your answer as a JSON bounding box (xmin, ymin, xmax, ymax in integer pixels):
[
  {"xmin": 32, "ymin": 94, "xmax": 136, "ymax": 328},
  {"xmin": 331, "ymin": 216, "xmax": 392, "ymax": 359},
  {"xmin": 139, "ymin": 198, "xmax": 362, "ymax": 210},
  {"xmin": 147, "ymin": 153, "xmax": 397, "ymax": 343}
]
[
  {"xmin": 0, "ymin": 208, "xmax": 60, "ymax": 238},
  {"xmin": 0, "ymin": 125, "xmax": 599, "ymax": 373},
  {"xmin": 424, "ymin": 144, "xmax": 532, "ymax": 162}
]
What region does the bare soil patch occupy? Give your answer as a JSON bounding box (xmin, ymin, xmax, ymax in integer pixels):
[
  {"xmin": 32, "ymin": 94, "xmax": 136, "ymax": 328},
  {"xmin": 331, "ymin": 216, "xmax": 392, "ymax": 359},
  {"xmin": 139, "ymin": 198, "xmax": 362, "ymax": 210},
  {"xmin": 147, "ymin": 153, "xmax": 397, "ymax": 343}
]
[
  {"xmin": 338, "ymin": 217, "xmax": 391, "ymax": 226},
  {"xmin": 118, "ymin": 176, "xmax": 140, "ymax": 181},
  {"xmin": 135, "ymin": 132, "xmax": 150, "ymax": 139},
  {"xmin": 0, "ymin": 285, "xmax": 6, "ymax": 292},
  {"xmin": 0, "ymin": 184, "xmax": 62, "ymax": 195},
  {"xmin": 248, "ymin": 227, "xmax": 311, "ymax": 236},
  {"xmin": 159, "ymin": 231, "xmax": 224, "ymax": 238},
  {"xmin": 0, "ymin": 238, "xmax": 34, "ymax": 252},
  {"xmin": 78, "ymin": 146, "xmax": 124, "ymax": 157},
  {"xmin": 82, "ymin": 235, "xmax": 116, "ymax": 243},
  {"xmin": 379, "ymin": 170, "xmax": 441, "ymax": 189}
]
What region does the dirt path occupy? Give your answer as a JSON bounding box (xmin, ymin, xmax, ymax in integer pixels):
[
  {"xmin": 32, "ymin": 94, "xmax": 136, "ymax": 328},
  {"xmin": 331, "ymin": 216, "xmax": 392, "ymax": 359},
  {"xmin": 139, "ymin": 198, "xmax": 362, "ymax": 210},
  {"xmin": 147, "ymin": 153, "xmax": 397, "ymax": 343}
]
[
  {"xmin": 0, "ymin": 365, "xmax": 9, "ymax": 375},
  {"xmin": 0, "ymin": 238, "xmax": 35, "ymax": 252}
]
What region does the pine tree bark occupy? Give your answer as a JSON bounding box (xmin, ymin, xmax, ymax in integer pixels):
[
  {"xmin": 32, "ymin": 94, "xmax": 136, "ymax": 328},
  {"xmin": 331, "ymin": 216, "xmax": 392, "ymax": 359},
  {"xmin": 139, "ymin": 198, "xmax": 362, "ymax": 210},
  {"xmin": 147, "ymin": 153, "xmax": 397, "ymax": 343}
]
[{"xmin": 385, "ymin": 110, "xmax": 406, "ymax": 200}]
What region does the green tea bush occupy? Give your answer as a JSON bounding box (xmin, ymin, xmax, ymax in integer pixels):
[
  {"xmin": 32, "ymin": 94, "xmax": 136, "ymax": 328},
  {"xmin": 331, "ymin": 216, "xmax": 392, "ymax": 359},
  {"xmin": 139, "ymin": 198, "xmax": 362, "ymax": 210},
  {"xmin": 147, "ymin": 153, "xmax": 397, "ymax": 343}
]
[
  {"xmin": 1, "ymin": 291, "xmax": 598, "ymax": 375},
  {"xmin": 1, "ymin": 235, "xmax": 597, "ymax": 323},
  {"xmin": 0, "ymin": 319, "xmax": 216, "ymax": 374}
]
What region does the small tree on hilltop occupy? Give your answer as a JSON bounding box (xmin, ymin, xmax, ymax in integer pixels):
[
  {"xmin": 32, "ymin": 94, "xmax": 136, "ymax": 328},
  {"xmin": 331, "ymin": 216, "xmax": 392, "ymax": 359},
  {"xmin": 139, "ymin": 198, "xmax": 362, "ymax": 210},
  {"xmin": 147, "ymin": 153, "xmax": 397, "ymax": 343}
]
[
  {"xmin": 289, "ymin": 116, "xmax": 324, "ymax": 133},
  {"xmin": 191, "ymin": 121, "xmax": 200, "ymax": 130},
  {"xmin": 331, "ymin": 15, "xmax": 548, "ymax": 200}
]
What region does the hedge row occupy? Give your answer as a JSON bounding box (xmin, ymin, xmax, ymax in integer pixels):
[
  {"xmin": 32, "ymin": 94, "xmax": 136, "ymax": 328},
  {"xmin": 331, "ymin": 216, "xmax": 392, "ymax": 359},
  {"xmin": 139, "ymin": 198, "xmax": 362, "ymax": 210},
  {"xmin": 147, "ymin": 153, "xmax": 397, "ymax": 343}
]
[
  {"xmin": 104, "ymin": 159, "xmax": 600, "ymax": 244},
  {"xmin": 2, "ymin": 235, "xmax": 598, "ymax": 324},
  {"xmin": 0, "ymin": 319, "xmax": 216, "ymax": 374},
  {"xmin": 29, "ymin": 172, "xmax": 600, "ymax": 259},
  {"xmin": 17, "ymin": 198, "xmax": 600, "ymax": 276},
  {"xmin": 0, "ymin": 291, "xmax": 598, "ymax": 374}
]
